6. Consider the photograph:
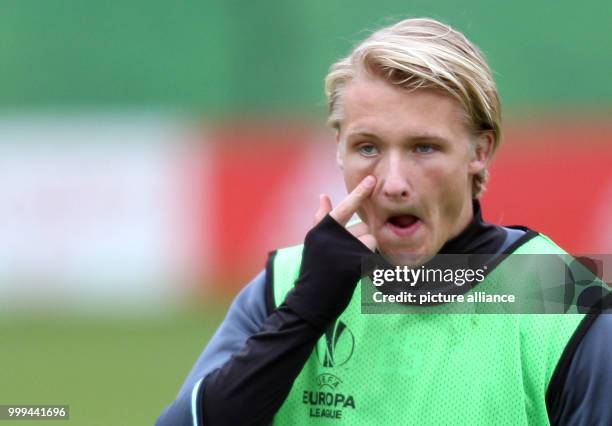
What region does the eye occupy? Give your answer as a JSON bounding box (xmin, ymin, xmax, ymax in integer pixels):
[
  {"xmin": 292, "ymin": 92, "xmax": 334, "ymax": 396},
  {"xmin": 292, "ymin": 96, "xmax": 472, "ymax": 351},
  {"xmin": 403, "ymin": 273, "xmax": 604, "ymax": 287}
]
[
  {"xmin": 415, "ymin": 144, "xmax": 435, "ymax": 154},
  {"xmin": 358, "ymin": 144, "xmax": 379, "ymax": 157}
]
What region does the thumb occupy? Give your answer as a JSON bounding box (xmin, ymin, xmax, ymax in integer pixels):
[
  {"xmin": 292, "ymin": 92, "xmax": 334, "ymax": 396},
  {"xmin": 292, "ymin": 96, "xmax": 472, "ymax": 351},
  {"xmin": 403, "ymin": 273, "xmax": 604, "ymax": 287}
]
[{"xmin": 313, "ymin": 194, "xmax": 333, "ymax": 226}]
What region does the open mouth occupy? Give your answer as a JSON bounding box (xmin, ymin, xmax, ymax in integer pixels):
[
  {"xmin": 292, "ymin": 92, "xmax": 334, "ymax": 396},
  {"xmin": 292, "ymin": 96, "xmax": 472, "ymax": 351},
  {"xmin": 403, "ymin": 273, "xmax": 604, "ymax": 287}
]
[
  {"xmin": 385, "ymin": 214, "xmax": 421, "ymax": 236},
  {"xmin": 388, "ymin": 215, "xmax": 418, "ymax": 228}
]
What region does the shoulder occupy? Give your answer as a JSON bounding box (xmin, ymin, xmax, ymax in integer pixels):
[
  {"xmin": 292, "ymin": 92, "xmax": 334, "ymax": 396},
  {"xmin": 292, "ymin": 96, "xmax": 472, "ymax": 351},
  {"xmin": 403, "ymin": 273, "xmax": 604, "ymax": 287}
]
[
  {"xmin": 504, "ymin": 228, "xmax": 567, "ymax": 255},
  {"xmin": 549, "ymin": 305, "xmax": 612, "ymax": 424},
  {"xmin": 227, "ymin": 269, "xmax": 269, "ymax": 327}
]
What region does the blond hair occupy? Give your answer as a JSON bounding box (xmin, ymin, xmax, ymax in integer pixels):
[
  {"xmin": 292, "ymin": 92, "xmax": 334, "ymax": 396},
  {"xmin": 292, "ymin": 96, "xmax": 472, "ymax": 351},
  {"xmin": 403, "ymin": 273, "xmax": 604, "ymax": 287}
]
[{"xmin": 325, "ymin": 18, "xmax": 501, "ymax": 198}]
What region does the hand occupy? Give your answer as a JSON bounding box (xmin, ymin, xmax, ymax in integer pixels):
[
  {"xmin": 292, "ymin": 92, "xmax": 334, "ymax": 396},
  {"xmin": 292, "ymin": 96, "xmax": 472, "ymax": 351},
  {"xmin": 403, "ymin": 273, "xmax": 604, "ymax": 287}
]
[
  {"xmin": 312, "ymin": 175, "xmax": 377, "ymax": 251},
  {"xmin": 282, "ymin": 175, "xmax": 379, "ymax": 329}
]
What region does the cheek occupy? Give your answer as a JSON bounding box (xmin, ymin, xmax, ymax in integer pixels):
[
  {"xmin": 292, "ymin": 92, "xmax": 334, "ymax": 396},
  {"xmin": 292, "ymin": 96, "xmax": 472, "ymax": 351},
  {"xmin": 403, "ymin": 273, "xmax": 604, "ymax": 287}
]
[
  {"xmin": 342, "ymin": 156, "xmax": 378, "ymax": 223},
  {"xmin": 431, "ymin": 161, "xmax": 467, "ymax": 190},
  {"xmin": 342, "ymin": 155, "xmax": 377, "ymax": 192},
  {"xmin": 418, "ymin": 158, "xmax": 456, "ymax": 192},
  {"xmin": 424, "ymin": 157, "xmax": 471, "ymax": 218}
]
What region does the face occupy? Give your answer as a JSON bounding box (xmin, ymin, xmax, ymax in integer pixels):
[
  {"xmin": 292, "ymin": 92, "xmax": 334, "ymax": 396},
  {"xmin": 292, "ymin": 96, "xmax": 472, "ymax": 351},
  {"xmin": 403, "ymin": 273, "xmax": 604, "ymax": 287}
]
[{"xmin": 336, "ymin": 75, "xmax": 492, "ymax": 264}]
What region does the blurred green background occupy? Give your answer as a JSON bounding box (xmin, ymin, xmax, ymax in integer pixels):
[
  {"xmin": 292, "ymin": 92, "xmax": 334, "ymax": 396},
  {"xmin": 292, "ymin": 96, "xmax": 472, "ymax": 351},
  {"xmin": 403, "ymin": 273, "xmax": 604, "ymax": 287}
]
[
  {"xmin": 1, "ymin": 1, "xmax": 610, "ymax": 425},
  {"xmin": 0, "ymin": 308, "xmax": 227, "ymax": 425},
  {"xmin": 1, "ymin": 0, "xmax": 611, "ymax": 113}
]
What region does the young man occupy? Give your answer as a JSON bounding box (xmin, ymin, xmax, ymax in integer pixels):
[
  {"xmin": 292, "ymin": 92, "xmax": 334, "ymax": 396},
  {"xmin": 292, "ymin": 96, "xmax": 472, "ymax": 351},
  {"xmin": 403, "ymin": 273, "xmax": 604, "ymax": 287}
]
[{"xmin": 157, "ymin": 18, "xmax": 612, "ymax": 425}]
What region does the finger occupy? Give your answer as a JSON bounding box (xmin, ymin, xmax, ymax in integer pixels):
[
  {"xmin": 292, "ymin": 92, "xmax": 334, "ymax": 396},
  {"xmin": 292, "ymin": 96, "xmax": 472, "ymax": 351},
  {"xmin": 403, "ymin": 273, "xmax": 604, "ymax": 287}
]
[
  {"xmin": 358, "ymin": 234, "xmax": 377, "ymax": 252},
  {"xmin": 330, "ymin": 175, "xmax": 376, "ymax": 226},
  {"xmin": 347, "ymin": 221, "xmax": 370, "ymax": 238},
  {"xmin": 313, "ymin": 193, "xmax": 333, "ymax": 226}
]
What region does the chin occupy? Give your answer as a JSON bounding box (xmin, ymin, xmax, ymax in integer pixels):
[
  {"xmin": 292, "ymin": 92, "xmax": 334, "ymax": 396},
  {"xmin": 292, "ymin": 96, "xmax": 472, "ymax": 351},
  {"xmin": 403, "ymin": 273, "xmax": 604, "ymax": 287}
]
[{"xmin": 377, "ymin": 242, "xmax": 433, "ymax": 267}]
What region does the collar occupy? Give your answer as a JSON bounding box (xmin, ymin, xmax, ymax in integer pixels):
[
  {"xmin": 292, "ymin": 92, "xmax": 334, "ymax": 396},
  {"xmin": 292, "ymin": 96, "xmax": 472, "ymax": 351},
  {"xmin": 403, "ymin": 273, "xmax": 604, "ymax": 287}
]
[{"xmin": 437, "ymin": 200, "xmax": 507, "ymax": 254}]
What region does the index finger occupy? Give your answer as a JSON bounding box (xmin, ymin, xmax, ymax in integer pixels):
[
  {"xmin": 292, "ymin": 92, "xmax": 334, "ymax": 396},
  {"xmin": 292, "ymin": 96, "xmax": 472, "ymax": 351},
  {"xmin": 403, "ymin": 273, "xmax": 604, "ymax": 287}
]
[{"xmin": 330, "ymin": 175, "xmax": 376, "ymax": 225}]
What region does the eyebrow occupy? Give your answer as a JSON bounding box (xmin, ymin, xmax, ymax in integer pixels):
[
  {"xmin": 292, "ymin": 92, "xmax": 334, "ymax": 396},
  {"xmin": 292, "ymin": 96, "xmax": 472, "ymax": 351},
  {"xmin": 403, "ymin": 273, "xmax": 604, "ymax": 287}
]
[{"xmin": 345, "ymin": 130, "xmax": 450, "ymax": 143}]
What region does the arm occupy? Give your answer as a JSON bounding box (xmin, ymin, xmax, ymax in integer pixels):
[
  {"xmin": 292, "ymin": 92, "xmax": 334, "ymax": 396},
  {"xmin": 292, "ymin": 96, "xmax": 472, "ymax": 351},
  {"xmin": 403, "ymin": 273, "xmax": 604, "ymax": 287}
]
[
  {"xmin": 157, "ymin": 215, "xmax": 374, "ymax": 426},
  {"xmin": 155, "ymin": 270, "xmax": 269, "ymax": 426},
  {"xmin": 157, "ymin": 177, "xmax": 376, "ymax": 426},
  {"xmin": 201, "ymin": 300, "xmax": 322, "ymax": 426},
  {"xmin": 551, "ymin": 308, "xmax": 612, "ymax": 426},
  {"xmin": 202, "ymin": 214, "xmax": 373, "ymax": 425}
]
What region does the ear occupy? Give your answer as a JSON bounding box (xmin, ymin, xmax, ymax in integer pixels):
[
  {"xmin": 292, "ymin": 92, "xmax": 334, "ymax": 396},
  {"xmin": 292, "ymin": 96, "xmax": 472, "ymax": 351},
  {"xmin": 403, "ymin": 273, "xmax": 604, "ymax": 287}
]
[
  {"xmin": 468, "ymin": 131, "xmax": 494, "ymax": 175},
  {"xmin": 335, "ymin": 130, "xmax": 344, "ymax": 170}
]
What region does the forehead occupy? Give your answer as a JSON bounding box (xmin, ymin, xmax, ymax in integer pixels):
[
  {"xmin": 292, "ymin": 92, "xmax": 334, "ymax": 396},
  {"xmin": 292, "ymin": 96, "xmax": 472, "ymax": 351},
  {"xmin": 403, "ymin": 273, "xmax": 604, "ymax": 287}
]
[{"xmin": 341, "ymin": 76, "xmax": 470, "ymax": 141}]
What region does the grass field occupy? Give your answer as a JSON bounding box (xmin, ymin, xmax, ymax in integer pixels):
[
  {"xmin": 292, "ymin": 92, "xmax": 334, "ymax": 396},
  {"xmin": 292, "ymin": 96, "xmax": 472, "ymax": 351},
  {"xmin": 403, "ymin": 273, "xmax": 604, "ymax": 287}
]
[{"xmin": 0, "ymin": 305, "xmax": 228, "ymax": 426}]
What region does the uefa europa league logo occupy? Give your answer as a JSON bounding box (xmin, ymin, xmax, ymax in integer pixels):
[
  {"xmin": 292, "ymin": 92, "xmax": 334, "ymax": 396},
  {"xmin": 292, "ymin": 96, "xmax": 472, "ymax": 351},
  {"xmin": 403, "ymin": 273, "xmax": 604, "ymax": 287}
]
[{"xmin": 315, "ymin": 320, "xmax": 355, "ymax": 368}]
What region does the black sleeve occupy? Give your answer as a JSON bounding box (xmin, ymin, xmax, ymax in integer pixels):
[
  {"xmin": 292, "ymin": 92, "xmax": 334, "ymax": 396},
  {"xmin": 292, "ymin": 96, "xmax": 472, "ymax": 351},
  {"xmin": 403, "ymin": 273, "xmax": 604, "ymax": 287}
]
[
  {"xmin": 202, "ymin": 304, "xmax": 320, "ymax": 425},
  {"xmin": 202, "ymin": 214, "xmax": 373, "ymax": 426},
  {"xmin": 549, "ymin": 308, "xmax": 612, "ymax": 425}
]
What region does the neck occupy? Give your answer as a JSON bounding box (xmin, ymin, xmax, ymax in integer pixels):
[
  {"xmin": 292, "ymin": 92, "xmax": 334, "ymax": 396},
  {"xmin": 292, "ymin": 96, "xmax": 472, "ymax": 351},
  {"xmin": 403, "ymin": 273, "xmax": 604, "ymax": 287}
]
[
  {"xmin": 438, "ymin": 199, "xmax": 505, "ymax": 254},
  {"xmin": 449, "ymin": 197, "xmax": 476, "ymax": 242}
]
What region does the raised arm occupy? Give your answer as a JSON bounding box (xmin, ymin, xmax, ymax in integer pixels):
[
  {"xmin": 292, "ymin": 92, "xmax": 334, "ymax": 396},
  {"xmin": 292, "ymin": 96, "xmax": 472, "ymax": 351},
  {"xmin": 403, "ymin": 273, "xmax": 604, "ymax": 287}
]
[{"xmin": 157, "ymin": 176, "xmax": 378, "ymax": 426}]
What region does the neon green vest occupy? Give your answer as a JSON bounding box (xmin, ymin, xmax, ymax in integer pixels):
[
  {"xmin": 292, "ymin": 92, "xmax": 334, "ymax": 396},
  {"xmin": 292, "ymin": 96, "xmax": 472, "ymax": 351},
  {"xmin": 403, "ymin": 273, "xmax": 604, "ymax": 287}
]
[{"xmin": 269, "ymin": 234, "xmax": 586, "ymax": 425}]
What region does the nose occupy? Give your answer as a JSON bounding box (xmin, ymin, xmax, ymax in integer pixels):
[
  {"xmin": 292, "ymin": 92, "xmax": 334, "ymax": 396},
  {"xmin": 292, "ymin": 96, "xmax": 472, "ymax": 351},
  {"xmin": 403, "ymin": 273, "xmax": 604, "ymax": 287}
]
[{"xmin": 380, "ymin": 153, "xmax": 411, "ymax": 201}]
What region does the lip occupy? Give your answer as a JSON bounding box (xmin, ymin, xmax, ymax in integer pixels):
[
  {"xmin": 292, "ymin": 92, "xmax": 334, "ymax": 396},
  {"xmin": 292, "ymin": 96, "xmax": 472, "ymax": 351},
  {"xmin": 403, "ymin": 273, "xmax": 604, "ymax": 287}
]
[{"xmin": 384, "ymin": 218, "xmax": 422, "ymax": 237}]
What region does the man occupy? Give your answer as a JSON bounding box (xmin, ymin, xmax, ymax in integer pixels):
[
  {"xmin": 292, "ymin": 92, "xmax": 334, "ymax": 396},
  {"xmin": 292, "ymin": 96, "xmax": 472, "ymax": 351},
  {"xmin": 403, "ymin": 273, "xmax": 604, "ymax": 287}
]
[{"xmin": 157, "ymin": 18, "xmax": 611, "ymax": 425}]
